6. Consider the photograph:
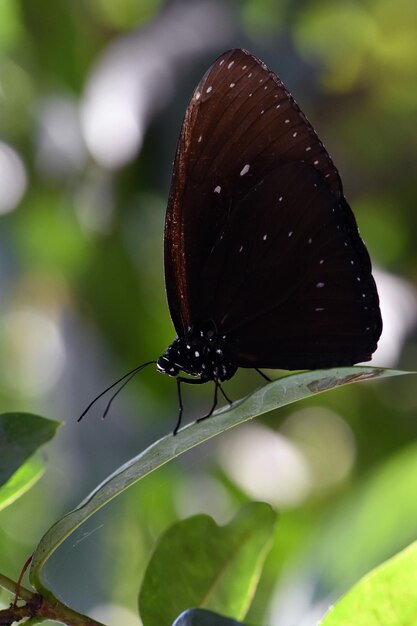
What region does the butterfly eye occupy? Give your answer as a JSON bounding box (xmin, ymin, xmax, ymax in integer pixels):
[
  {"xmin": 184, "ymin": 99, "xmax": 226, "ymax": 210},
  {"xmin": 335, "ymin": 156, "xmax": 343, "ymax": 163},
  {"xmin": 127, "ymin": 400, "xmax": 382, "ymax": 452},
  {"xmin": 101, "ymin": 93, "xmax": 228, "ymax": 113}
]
[{"xmin": 157, "ymin": 356, "xmax": 179, "ymax": 377}]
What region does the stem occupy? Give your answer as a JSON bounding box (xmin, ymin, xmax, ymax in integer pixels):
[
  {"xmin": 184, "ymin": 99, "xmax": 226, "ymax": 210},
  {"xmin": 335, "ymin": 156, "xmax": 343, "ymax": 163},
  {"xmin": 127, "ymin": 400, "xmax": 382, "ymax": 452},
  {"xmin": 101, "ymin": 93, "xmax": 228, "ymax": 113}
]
[
  {"xmin": 0, "ymin": 571, "xmax": 107, "ymax": 626},
  {"xmin": 12, "ymin": 554, "xmax": 33, "ymax": 608},
  {"xmin": 0, "ymin": 572, "xmax": 33, "ymax": 601}
]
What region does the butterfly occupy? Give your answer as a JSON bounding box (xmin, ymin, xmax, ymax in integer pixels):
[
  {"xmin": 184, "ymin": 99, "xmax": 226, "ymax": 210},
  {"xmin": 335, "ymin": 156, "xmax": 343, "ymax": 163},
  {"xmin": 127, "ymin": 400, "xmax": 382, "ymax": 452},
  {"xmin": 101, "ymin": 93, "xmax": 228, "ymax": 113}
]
[
  {"xmin": 79, "ymin": 49, "xmax": 382, "ymax": 434},
  {"xmin": 155, "ymin": 48, "xmax": 382, "ymax": 433}
]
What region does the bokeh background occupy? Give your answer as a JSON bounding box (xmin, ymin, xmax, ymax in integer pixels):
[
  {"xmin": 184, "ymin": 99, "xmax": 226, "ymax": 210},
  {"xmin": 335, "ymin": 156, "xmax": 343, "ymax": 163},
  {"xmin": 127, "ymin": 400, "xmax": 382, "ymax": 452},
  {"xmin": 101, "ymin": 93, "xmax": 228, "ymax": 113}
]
[{"xmin": 0, "ymin": 1, "xmax": 416, "ymax": 624}]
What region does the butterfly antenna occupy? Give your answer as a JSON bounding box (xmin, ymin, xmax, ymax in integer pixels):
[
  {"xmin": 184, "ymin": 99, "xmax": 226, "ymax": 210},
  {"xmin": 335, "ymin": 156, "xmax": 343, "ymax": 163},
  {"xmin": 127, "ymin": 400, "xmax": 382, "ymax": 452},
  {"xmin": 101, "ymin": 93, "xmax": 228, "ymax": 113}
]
[
  {"xmin": 77, "ymin": 361, "xmax": 156, "ymax": 422},
  {"xmin": 102, "ymin": 368, "xmax": 144, "ymax": 418}
]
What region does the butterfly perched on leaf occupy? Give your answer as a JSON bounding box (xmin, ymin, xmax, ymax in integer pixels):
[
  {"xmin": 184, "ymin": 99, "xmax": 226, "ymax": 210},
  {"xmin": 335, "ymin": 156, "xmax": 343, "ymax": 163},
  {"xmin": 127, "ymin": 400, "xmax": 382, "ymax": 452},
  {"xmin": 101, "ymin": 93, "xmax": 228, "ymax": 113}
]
[
  {"xmin": 79, "ymin": 49, "xmax": 382, "ymax": 434},
  {"xmin": 156, "ymin": 48, "xmax": 382, "ymax": 432}
]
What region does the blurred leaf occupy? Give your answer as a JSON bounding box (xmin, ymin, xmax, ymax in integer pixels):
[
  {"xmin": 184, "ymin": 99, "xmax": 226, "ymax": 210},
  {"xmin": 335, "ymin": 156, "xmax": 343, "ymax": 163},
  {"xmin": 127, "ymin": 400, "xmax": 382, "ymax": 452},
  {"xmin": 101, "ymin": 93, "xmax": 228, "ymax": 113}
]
[
  {"xmin": 372, "ymin": 0, "xmax": 417, "ymax": 74},
  {"xmin": 29, "ymin": 366, "xmax": 409, "ymax": 595},
  {"xmin": 0, "ymin": 455, "xmax": 44, "ymax": 511},
  {"xmin": 321, "ymin": 540, "xmax": 417, "ymax": 626},
  {"xmin": 311, "ymin": 439, "xmax": 417, "ymax": 592},
  {"xmin": 293, "ymin": 2, "xmax": 378, "ymax": 91},
  {"xmin": 241, "ymin": 0, "xmax": 286, "ymax": 38},
  {"xmin": 22, "ymin": 1, "xmax": 97, "ymax": 91},
  {"xmin": 0, "ymin": 0, "xmax": 23, "ymax": 50},
  {"xmin": 0, "ymin": 412, "xmax": 60, "ymax": 487},
  {"xmin": 0, "ymin": 57, "xmax": 34, "ymax": 138},
  {"xmin": 89, "ymin": 0, "xmax": 163, "ymax": 29},
  {"xmin": 17, "ymin": 192, "xmax": 89, "ymax": 276},
  {"xmin": 173, "ymin": 608, "xmax": 247, "ymax": 626},
  {"xmin": 139, "ymin": 503, "xmax": 276, "ymax": 626},
  {"xmin": 354, "ymin": 194, "xmax": 408, "ymax": 266}
]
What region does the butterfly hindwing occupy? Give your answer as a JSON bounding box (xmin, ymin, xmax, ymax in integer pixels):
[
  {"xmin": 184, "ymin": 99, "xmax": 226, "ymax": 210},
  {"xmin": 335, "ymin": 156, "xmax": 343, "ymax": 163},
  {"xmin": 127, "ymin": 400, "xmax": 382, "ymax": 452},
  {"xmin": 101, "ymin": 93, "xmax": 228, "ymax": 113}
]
[{"xmin": 196, "ymin": 162, "xmax": 380, "ymax": 368}]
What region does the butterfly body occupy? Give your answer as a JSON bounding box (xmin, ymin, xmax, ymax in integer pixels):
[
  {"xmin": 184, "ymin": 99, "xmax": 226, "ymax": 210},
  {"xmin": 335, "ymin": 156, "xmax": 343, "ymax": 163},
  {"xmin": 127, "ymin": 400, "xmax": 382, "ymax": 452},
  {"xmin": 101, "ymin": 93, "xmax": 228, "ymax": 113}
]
[{"xmin": 157, "ymin": 322, "xmax": 237, "ymax": 382}]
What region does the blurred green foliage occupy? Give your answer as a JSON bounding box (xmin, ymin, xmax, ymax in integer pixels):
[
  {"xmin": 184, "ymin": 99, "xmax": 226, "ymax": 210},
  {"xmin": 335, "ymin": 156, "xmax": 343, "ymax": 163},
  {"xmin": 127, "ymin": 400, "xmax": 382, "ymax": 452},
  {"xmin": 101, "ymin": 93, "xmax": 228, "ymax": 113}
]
[
  {"xmin": 139, "ymin": 502, "xmax": 276, "ymax": 626},
  {"xmin": 0, "ymin": 0, "xmax": 416, "ymax": 624}
]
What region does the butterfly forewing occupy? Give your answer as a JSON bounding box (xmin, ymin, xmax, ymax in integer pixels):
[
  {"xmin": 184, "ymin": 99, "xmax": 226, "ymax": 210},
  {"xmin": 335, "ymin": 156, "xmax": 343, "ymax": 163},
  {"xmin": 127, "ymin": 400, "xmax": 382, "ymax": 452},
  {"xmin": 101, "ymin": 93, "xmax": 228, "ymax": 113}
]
[
  {"xmin": 165, "ymin": 49, "xmax": 339, "ymax": 330},
  {"xmin": 164, "ymin": 48, "xmax": 381, "ymax": 368}
]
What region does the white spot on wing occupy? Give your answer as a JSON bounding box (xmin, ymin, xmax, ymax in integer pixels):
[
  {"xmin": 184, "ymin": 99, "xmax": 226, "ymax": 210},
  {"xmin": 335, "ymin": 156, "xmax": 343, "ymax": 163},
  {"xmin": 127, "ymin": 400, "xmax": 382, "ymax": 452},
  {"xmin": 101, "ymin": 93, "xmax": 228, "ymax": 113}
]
[
  {"xmin": 195, "ymin": 91, "xmax": 201, "ymax": 101},
  {"xmin": 316, "ymin": 282, "xmax": 325, "ymax": 288},
  {"xmin": 288, "ymin": 231, "xmax": 293, "ymax": 237},
  {"xmin": 198, "ymin": 135, "xmax": 203, "ymax": 143},
  {"xmin": 206, "ymin": 86, "xmax": 213, "ymax": 93},
  {"xmin": 230, "ymin": 82, "xmax": 235, "ymax": 88},
  {"xmin": 306, "ymin": 146, "xmax": 312, "ymax": 151},
  {"xmin": 240, "ymin": 163, "xmax": 250, "ymax": 176},
  {"xmin": 319, "ymin": 259, "xmax": 324, "ymax": 264},
  {"xmin": 228, "ymin": 61, "xmax": 235, "ymax": 69},
  {"xmin": 278, "ymin": 195, "xmax": 283, "ymax": 202},
  {"xmin": 239, "ymin": 245, "xmax": 244, "ymax": 252},
  {"xmin": 315, "ymin": 307, "xmax": 325, "ymax": 312},
  {"xmin": 262, "ymin": 234, "xmax": 268, "ymax": 240},
  {"xmin": 285, "ymin": 119, "xmax": 290, "ymax": 123},
  {"xmin": 293, "ymin": 131, "xmax": 298, "ymax": 137},
  {"xmin": 214, "ymin": 185, "xmax": 221, "ymax": 193}
]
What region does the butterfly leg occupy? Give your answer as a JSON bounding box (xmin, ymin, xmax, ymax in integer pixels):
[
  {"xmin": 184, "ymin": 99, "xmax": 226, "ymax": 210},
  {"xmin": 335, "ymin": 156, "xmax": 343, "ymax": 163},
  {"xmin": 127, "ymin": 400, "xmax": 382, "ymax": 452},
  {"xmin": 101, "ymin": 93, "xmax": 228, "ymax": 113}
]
[
  {"xmin": 218, "ymin": 382, "xmax": 233, "ymax": 406},
  {"xmin": 255, "ymin": 368, "xmax": 272, "ymax": 382},
  {"xmin": 196, "ymin": 380, "xmax": 219, "ymax": 424},
  {"xmin": 173, "ymin": 378, "xmax": 184, "ymax": 435},
  {"xmin": 174, "ymin": 376, "xmax": 208, "ymax": 435}
]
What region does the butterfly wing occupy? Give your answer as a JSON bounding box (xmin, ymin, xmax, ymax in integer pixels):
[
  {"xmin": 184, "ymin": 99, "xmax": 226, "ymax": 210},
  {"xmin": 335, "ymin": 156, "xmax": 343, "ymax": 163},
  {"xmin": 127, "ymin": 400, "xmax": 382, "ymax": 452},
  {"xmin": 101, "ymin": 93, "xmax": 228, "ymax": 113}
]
[
  {"xmin": 164, "ymin": 48, "xmax": 382, "ymax": 367},
  {"xmin": 197, "ymin": 161, "xmax": 381, "ymax": 368}
]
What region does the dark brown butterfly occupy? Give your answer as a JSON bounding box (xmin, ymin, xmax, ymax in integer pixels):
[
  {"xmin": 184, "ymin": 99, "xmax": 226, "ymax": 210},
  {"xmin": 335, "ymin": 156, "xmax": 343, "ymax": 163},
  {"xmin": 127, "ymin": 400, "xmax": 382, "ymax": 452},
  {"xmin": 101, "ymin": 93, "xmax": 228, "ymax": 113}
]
[
  {"xmin": 79, "ymin": 49, "xmax": 382, "ymax": 434},
  {"xmin": 156, "ymin": 48, "xmax": 382, "ymax": 433}
]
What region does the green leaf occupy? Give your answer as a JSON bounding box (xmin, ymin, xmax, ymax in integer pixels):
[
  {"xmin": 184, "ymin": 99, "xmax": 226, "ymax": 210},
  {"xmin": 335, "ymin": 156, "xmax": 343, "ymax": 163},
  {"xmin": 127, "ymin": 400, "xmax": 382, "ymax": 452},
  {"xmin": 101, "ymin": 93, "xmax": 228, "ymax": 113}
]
[
  {"xmin": 29, "ymin": 367, "xmax": 411, "ymax": 595},
  {"xmin": 0, "ymin": 0, "xmax": 23, "ymax": 50},
  {"xmin": 311, "ymin": 439, "xmax": 417, "ymax": 592},
  {"xmin": 0, "ymin": 454, "xmax": 45, "ymax": 511},
  {"xmin": 321, "ymin": 540, "xmax": 417, "ymax": 625},
  {"xmin": 173, "ymin": 608, "xmax": 247, "ymax": 626},
  {"xmin": 0, "ymin": 413, "xmax": 61, "ymax": 487},
  {"xmin": 139, "ymin": 502, "xmax": 276, "ymax": 626}
]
